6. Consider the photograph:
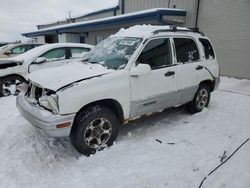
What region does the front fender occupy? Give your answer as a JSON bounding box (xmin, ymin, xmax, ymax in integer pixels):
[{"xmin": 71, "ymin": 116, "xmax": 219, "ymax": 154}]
[{"xmin": 57, "ymin": 70, "xmax": 131, "ymax": 119}]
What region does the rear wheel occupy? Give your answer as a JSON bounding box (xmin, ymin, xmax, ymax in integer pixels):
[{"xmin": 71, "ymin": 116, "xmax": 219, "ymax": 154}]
[
  {"xmin": 188, "ymin": 84, "xmax": 210, "ymax": 113},
  {"xmin": 70, "ymin": 106, "xmax": 120, "ymax": 156},
  {"xmin": 0, "ymin": 76, "xmax": 25, "ymax": 97}
]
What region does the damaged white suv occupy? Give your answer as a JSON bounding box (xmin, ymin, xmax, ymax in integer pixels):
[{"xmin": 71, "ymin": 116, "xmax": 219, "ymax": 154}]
[{"xmin": 17, "ymin": 25, "xmax": 220, "ymax": 155}]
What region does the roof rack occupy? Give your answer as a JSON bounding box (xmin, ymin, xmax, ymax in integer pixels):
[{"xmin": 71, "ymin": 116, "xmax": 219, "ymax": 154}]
[{"xmin": 153, "ymin": 26, "xmax": 205, "ymax": 36}]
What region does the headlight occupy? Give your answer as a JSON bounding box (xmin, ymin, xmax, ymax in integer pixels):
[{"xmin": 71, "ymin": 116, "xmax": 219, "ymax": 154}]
[{"xmin": 39, "ymin": 94, "xmax": 59, "ymax": 114}]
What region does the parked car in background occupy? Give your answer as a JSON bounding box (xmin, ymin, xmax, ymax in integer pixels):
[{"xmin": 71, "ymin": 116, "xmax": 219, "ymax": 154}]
[
  {"xmin": 0, "ymin": 42, "xmax": 8, "ymax": 47},
  {"xmin": 0, "ymin": 43, "xmax": 93, "ymax": 96},
  {"xmin": 16, "ymin": 25, "xmax": 220, "ymax": 155},
  {"xmin": 0, "ymin": 43, "xmax": 44, "ymax": 58}
]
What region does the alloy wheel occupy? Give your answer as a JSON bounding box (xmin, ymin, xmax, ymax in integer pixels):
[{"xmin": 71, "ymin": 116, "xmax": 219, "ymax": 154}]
[
  {"xmin": 84, "ymin": 118, "xmax": 112, "ymax": 149},
  {"xmin": 196, "ymin": 88, "xmax": 209, "ymax": 110}
]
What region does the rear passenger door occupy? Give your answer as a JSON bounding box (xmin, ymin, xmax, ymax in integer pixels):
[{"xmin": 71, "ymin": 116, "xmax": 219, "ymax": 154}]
[{"xmin": 173, "ymin": 37, "xmax": 201, "ymax": 104}]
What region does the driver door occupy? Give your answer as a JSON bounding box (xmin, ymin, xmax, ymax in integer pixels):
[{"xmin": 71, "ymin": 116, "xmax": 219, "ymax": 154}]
[
  {"xmin": 29, "ymin": 47, "xmax": 68, "ymax": 73},
  {"xmin": 130, "ymin": 37, "xmax": 178, "ymax": 118}
]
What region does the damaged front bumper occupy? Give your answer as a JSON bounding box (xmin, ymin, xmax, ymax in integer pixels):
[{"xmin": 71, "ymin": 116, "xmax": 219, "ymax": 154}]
[{"xmin": 16, "ymin": 94, "xmax": 75, "ymax": 137}]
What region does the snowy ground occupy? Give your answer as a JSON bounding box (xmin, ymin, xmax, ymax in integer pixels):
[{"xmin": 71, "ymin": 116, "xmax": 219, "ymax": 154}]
[{"xmin": 0, "ymin": 77, "xmax": 249, "ymax": 188}]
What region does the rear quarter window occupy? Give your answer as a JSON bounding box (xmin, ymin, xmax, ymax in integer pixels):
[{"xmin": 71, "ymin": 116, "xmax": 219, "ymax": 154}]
[
  {"xmin": 69, "ymin": 47, "xmax": 90, "ymax": 59},
  {"xmin": 199, "ymin": 38, "xmax": 215, "ymax": 60}
]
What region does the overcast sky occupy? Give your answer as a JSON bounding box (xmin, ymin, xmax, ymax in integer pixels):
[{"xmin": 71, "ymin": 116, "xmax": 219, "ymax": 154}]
[{"xmin": 0, "ymin": 0, "xmax": 118, "ymax": 42}]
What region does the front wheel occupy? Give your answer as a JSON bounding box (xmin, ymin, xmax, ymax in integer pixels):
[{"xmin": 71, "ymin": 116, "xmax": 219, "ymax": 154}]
[
  {"xmin": 0, "ymin": 76, "xmax": 25, "ymax": 97},
  {"xmin": 188, "ymin": 84, "xmax": 211, "ymax": 114},
  {"xmin": 70, "ymin": 106, "xmax": 120, "ymax": 156}
]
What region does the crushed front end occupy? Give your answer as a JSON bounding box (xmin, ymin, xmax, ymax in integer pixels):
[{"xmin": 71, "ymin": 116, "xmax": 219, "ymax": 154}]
[{"xmin": 16, "ymin": 81, "xmax": 75, "ymax": 137}]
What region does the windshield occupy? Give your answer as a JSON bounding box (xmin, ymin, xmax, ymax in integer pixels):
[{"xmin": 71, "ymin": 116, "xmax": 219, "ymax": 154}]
[{"xmin": 83, "ymin": 37, "xmax": 142, "ymax": 70}]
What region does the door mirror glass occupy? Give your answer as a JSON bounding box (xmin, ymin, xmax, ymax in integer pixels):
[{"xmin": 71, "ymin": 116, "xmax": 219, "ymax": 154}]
[
  {"xmin": 34, "ymin": 57, "xmax": 46, "ymax": 64},
  {"xmin": 130, "ymin": 64, "xmax": 151, "ymax": 76}
]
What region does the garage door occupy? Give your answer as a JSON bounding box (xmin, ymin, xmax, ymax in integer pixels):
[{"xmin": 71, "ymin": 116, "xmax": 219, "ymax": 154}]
[{"xmin": 198, "ymin": 0, "xmax": 250, "ymax": 79}]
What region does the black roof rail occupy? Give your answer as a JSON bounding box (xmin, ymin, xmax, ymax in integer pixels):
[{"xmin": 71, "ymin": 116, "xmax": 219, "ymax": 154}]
[{"xmin": 153, "ymin": 26, "xmax": 205, "ymax": 36}]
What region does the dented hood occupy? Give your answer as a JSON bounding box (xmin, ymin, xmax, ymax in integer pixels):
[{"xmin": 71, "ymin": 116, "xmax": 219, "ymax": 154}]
[{"xmin": 28, "ymin": 62, "xmax": 114, "ymax": 91}]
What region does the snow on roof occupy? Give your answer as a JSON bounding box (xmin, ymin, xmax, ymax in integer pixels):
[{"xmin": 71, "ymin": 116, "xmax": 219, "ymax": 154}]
[
  {"xmin": 111, "ymin": 25, "xmax": 189, "ymax": 38},
  {"xmin": 23, "ymin": 8, "xmax": 187, "ymax": 36}
]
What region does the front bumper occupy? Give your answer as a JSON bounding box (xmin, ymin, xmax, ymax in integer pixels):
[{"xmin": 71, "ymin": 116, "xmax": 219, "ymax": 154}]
[{"xmin": 16, "ymin": 94, "xmax": 75, "ymax": 137}]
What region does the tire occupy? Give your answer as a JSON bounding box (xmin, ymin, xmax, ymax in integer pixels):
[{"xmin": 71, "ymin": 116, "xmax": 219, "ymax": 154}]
[
  {"xmin": 0, "ymin": 75, "xmax": 25, "ymax": 97},
  {"xmin": 70, "ymin": 105, "xmax": 120, "ymax": 156},
  {"xmin": 188, "ymin": 84, "xmax": 211, "ymax": 114}
]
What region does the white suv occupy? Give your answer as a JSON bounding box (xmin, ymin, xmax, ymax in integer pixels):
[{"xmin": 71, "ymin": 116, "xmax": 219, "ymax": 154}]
[{"xmin": 17, "ymin": 25, "xmax": 220, "ymax": 155}]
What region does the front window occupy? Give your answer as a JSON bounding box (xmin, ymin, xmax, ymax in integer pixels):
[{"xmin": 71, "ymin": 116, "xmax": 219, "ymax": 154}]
[
  {"xmin": 136, "ymin": 38, "xmax": 172, "ymax": 69},
  {"xmin": 84, "ymin": 37, "xmax": 142, "ymax": 70},
  {"xmin": 40, "ymin": 48, "xmax": 66, "ymax": 62}
]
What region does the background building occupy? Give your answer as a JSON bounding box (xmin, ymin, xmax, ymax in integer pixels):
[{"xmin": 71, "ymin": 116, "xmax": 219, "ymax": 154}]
[{"xmin": 22, "ymin": 0, "xmax": 250, "ymax": 79}]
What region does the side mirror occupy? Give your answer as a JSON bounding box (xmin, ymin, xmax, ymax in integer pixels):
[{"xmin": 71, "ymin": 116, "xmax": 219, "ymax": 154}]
[
  {"xmin": 4, "ymin": 50, "xmax": 11, "ymax": 55},
  {"xmin": 130, "ymin": 64, "xmax": 151, "ymax": 77},
  {"xmin": 34, "ymin": 57, "xmax": 46, "ymax": 64}
]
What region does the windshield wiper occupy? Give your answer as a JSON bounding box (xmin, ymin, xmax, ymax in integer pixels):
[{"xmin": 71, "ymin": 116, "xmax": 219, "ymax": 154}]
[
  {"xmin": 82, "ymin": 58, "xmax": 90, "ymax": 62},
  {"xmin": 89, "ymin": 61, "xmax": 110, "ymax": 69}
]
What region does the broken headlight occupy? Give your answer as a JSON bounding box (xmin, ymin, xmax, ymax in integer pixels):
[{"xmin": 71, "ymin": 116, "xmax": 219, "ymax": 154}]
[{"xmin": 39, "ymin": 94, "xmax": 59, "ymax": 114}]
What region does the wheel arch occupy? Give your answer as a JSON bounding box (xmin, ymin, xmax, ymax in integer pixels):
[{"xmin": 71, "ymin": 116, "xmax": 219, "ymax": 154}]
[
  {"xmin": 0, "ymin": 74, "xmax": 27, "ymax": 82},
  {"xmin": 199, "ymin": 79, "xmax": 215, "ymax": 92},
  {"xmin": 71, "ymin": 98, "xmax": 124, "ymax": 133}
]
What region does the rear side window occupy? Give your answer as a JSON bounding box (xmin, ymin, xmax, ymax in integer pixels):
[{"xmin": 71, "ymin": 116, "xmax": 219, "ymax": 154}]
[
  {"xmin": 69, "ymin": 47, "xmax": 90, "ymax": 59},
  {"xmin": 174, "ymin": 38, "xmax": 199, "ymax": 63},
  {"xmin": 10, "ymin": 45, "xmax": 28, "ymax": 54},
  {"xmin": 40, "ymin": 48, "xmax": 66, "ymax": 61},
  {"xmin": 137, "ymin": 38, "xmax": 172, "ymax": 69},
  {"xmin": 199, "ymin": 39, "xmax": 215, "ymax": 60}
]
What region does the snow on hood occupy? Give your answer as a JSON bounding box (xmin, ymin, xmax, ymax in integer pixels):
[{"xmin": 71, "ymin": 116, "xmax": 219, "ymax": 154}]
[
  {"xmin": 0, "ymin": 53, "xmax": 29, "ymax": 63},
  {"xmin": 28, "ymin": 62, "xmax": 114, "ymax": 91},
  {"xmin": 0, "ymin": 57, "xmax": 23, "ymax": 64},
  {"xmin": 0, "ymin": 54, "xmax": 9, "ymax": 58}
]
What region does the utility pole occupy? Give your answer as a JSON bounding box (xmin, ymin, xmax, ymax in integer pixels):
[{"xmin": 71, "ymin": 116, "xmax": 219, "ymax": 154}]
[{"xmin": 67, "ymin": 11, "xmax": 72, "ymax": 20}]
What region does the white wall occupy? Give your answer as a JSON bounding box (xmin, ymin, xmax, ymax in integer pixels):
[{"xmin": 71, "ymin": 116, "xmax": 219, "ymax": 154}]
[
  {"xmin": 36, "ymin": 36, "xmax": 45, "ymax": 43},
  {"xmin": 198, "ymin": 0, "xmax": 250, "ymax": 79},
  {"xmin": 58, "ymin": 34, "xmax": 67, "ymax": 43},
  {"xmin": 58, "ymin": 33, "xmax": 80, "ymax": 43},
  {"xmin": 123, "ymin": 0, "xmax": 197, "ymax": 27}
]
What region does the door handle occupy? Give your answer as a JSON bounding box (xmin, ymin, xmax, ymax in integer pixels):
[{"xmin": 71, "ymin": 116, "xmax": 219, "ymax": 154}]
[
  {"xmin": 196, "ymin": 65, "xmax": 203, "ymax": 70},
  {"xmin": 165, "ymin": 71, "xmax": 175, "ymax": 77}
]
